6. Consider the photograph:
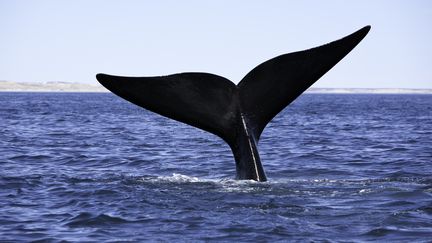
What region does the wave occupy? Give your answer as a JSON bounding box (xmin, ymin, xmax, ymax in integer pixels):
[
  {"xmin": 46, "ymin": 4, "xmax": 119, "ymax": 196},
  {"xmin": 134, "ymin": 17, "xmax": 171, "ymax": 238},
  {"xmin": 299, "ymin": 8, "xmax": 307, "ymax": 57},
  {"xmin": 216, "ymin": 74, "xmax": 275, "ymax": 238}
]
[{"xmin": 64, "ymin": 212, "xmax": 133, "ymax": 227}]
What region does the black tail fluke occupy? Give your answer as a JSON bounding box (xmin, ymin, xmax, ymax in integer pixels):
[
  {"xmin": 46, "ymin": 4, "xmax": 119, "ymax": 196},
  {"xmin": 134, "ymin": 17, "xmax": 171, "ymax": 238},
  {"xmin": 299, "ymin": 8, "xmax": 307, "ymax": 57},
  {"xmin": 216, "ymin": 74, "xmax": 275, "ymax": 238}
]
[
  {"xmin": 96, "ymin": 73, "xmax": 240, "ymax": 145},
  {"xmin": 96, "ymin": 26, "xmax": 370, "ymax": 181},
  {"xmin": 238, "ymin": 26, "xmax": 371, "ymax": 139}
]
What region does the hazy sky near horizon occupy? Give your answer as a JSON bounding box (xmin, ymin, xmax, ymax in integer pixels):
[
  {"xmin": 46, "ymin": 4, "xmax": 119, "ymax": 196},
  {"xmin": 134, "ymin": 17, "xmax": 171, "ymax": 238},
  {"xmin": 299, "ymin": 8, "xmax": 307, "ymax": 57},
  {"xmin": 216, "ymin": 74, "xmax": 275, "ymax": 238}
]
[{"xmin": 1, "ymin": 0, "xmax": 431, "ymax": 88}]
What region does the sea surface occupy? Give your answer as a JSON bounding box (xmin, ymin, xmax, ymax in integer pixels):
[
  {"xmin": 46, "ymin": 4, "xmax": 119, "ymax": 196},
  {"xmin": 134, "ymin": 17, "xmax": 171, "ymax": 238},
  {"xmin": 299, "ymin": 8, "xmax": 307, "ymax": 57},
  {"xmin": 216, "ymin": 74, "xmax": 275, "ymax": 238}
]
[{"xmin": 1, "ymin": 92, "xmax": 431, "ymax": 242}]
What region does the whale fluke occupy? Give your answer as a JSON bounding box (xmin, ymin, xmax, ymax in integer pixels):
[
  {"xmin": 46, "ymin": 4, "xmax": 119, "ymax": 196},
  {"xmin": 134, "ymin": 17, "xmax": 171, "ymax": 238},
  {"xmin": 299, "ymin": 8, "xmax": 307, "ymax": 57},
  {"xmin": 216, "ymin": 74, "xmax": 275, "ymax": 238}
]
[{"xmin": 97, "ymin": 26, "xmax": 370, "ymax": 181}]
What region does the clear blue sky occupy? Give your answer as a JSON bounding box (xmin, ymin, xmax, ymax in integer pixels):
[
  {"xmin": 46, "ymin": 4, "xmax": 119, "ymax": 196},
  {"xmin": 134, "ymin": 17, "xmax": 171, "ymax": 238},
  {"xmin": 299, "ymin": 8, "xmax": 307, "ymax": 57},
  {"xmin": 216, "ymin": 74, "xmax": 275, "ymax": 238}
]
[{"xmin": 1, "ymin": 0, "xmax": 431, "ymax": 88}]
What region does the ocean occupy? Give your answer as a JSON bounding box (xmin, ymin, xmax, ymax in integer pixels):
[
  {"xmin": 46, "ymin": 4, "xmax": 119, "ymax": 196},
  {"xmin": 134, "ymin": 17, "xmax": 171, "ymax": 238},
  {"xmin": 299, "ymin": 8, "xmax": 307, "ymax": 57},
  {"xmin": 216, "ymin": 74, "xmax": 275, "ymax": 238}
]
[{"xmin": 1, "ymin": 92, "xmax": 431, "ymax": 242}]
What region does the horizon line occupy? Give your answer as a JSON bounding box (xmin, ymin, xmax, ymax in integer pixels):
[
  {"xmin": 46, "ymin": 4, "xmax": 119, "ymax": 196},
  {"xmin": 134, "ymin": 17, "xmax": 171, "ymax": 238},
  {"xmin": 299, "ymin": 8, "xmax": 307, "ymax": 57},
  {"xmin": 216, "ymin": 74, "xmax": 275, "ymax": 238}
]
[
  {"xmin": 1, "ymin": 80, "xmax": 431, "ymax": 91},
  {"xmin": 1, "ymin": 81, "xmax": 432, "ymax": 94}
]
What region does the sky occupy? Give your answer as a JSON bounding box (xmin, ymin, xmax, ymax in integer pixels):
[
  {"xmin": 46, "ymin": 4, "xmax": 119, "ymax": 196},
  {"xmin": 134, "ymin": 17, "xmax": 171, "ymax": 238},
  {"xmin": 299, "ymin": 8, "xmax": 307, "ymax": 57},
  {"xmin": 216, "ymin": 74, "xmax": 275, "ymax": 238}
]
[{"xmin": 0, "ymin": 0, "xmax": 431, "ymax": 88}]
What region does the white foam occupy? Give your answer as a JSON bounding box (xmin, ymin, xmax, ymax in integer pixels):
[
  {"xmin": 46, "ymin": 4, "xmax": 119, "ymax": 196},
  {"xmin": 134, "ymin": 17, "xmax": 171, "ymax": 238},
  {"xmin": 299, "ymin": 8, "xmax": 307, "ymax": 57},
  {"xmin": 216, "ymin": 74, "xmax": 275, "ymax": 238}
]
[{"xmin": 158, "ymin": 173, "xmax": 202, "ymax": 183}]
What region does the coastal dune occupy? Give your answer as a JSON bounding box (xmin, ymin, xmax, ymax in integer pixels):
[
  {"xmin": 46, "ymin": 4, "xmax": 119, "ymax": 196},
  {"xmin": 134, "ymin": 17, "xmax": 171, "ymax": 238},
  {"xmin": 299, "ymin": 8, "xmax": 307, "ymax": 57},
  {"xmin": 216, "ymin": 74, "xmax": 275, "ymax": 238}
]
[
  {"xmin": 0, "ymin": 80, "xmax": 107, "ymax": 92},
  {"xmin": 0, "ymin": 80, "xmax": 431, "ymax": 94}
]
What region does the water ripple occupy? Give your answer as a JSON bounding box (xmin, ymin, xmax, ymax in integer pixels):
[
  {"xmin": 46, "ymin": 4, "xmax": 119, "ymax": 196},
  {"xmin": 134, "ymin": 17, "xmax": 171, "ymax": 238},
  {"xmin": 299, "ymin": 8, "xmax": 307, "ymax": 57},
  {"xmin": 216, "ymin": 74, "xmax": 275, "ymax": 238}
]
[{"xmin": 0, "ymin": 93, "xmax": 431, "ymax": 241}]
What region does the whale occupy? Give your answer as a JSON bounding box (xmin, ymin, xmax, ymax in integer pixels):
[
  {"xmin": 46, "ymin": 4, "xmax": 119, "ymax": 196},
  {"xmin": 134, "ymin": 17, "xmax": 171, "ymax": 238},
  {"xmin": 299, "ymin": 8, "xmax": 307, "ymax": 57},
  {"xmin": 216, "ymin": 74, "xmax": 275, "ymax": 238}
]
[{"xmin": 96, "ymin": 26, "xmax": 370, "ymax": 181}]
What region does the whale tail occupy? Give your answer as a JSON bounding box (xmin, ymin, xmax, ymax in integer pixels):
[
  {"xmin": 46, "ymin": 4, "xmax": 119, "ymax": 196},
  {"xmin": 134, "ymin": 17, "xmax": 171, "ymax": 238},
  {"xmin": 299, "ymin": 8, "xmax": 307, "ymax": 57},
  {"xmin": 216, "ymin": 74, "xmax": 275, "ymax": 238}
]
[{"xmin": 96, "ymin": 26, "xmax": 370, "ymax": 181}]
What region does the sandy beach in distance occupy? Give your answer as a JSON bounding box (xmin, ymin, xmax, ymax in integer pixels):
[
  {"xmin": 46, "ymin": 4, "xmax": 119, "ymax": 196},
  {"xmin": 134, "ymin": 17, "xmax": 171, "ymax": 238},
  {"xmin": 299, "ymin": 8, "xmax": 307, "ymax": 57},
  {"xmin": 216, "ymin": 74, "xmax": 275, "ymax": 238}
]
[
  {"xmin": 1, "ymin": 80, "xmax": 431, "ymax": 94},
  {"xmin": 0, "ymin": 80, "xmax": 107, "ymax": 92}
]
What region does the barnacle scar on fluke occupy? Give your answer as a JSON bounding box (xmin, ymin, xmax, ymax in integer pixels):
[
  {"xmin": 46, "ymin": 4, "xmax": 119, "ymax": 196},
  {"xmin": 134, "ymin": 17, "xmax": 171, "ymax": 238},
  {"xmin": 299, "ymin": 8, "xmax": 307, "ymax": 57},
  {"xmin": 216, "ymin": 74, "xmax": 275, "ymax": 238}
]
[{"xmin": 96, "ymin": 26, "xmax": 371, "ymax": 182}]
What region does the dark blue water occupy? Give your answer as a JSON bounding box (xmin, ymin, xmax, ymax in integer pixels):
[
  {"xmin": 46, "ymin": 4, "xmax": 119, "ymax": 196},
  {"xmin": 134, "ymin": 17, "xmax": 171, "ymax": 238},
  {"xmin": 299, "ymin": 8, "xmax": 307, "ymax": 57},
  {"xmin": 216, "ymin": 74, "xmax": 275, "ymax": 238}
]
[{"xmin": 1, "ymin": 92, "xmax": 431, "ymax": 242}]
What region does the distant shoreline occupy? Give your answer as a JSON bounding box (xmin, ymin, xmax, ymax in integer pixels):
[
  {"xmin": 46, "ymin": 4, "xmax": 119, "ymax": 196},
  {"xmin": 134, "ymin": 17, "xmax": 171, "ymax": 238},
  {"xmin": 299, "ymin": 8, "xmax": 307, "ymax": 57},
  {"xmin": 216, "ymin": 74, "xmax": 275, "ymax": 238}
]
[
  {"xmin": 0, "ymin": 81, "xmax": 106, "ymax": 93},
  {"xmin": 1, "ymin": 81, "xmax": 431, "ymax": 94},
  {"xmin": 306, "ymin": 88, "xmax": 432, "ymax": 94}
]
